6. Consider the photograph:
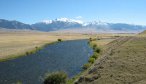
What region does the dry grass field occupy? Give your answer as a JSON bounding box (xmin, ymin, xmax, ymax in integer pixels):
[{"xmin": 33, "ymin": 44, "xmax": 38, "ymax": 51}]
[
  {"xmin": 88, "ymin": 33, "xmax": 135, "ymax": 49},
  {"xmin": 0, "ymin": 29, "xmax": 136, "ymax": 62},
  {"xmin": 0, "ymin": 30, "xmax": 96, "ymax": 61},
  {"xmin": 76, "ymin": 35, "xmax": 146, "ymax": 84}
]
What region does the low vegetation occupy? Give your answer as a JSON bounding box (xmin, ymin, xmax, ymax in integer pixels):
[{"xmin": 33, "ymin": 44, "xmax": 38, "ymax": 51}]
[
  {"xmin": 82, "ymin": 63, "xmax": 91, "ymax": 70},
  {"xmin": 94, "ymin": 47, "xmax": 101, "ymax": 53},
  {"xmin": 92, "ymin": 44, "xmax": 97, "ymax": 49},
  {"xmin": 44, "ymin": 72, "xmax": 67, "ymax": 84},
  {"xmin": 82, "ymin": 38, "xmax": 101, "ymax": 70},
  {"xmin": 67, "ymin": 37, "xmax": 104, "ymax": 84},
  {"xmin": 58, "ymin": 39, "xmax": 62, "ymax": 42},
  {"xmin": 91, "ymin": 52, "xmax": 99, "ymax": 59},
  {"xmin": 88, "ymin": 57, "xmax": 95, "ymax": 64}
]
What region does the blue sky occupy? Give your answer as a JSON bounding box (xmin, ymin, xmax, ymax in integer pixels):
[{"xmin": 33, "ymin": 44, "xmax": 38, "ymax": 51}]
[{"xmin": 0, "ymin": 0, "xmax": 146, "ymax": 25}]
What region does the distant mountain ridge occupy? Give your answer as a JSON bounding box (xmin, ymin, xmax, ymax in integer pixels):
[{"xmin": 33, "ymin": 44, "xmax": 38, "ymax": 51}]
[
  {"xmin": 0, "ymin": 18, "xmax": 146, "ymax": 33},
  {"xmin": 32, "ymin": 19, "xmax": 82, "ymax": 31},
  {"xmin": 0, "ymin": 19, "xmax": 33, "ymax": 30}
]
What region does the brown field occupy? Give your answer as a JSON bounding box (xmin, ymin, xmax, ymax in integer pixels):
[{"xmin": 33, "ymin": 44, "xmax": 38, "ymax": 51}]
[
  {"xmin": 0, "ymin": 29, "xmax": 136, "ymax": 61},
  {"xmin": 76, "ymin": 35, "xmax": 146, "ymax": 84},
  {"xmin": 0, "ymin": 30, "xmax": 95, "ymax": 61}
]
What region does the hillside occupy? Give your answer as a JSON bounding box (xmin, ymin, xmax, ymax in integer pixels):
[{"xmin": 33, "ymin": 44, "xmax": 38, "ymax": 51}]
[
  {"xmin": 76, "ymin": 36, "xmax": 146, "ymax": 84},
  {"xmin": 139, "ymin": 30, "xmax": 146, "ymax": 35}
]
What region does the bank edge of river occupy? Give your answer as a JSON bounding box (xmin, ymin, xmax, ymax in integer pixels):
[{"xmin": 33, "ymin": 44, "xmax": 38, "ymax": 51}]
[
  {"xmin": 0, "ymin": 41, "xmax": 60, "ymax": 62},
  {"xmin": 67, "ymin": 38, "xmax": 101, "ymax": 84},
  {"xmin": 0, "ymin": 38, "xmax": 91, "ymax": 62}
]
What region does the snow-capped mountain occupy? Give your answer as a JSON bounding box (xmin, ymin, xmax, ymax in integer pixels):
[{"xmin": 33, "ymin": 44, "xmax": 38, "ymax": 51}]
[
  {"xmin": 0, "ymin": 18, "xmax": 146, "ymax": 33},
  {"xmin": 40, "ymin": 18, "xmax": 83, "ymax": 24},
  {"xmin": 31, "ymin": 18, "xmax": 83, "ymax": 31},
  {"xmin": 56, "ymin": 18, "xmax": 83, "ymax": 24}
]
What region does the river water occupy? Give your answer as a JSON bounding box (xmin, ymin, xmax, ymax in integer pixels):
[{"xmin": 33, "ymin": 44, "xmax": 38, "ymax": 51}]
[{"xmin": 0, "ymin": 40, "xmax": 93, "ymax": 84}]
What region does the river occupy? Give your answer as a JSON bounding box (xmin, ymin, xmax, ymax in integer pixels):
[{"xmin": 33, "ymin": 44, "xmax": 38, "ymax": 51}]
[{"xmin": 0, "ymin": 39, "xmax": 93, "ymax": 84}]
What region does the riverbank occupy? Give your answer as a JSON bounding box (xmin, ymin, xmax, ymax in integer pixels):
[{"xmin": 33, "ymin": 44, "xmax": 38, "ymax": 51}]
[
  {"xmin": 0, "ymin": 41, "xmax": 59, "ymax": 62},
  {"xmin": 75, "ymin": 36, "xmax": 146, "ymax": 84},
  {"xmin": 67, "ymin": 39, "xmax": 94, "ymax": 84},
  {"xmin": 0, "ymin": 30, "xmax": 98, "ymax": 61},
  {"xmin": 0, "ymin": 29, "xmax": 134, "ymax": 61},
  {"xmin": 67, "ymin": 37, "xmax": 116, "ymax": 84}
]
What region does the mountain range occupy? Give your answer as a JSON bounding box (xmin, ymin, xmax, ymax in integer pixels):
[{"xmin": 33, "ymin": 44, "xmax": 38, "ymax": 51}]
[
  {"xmin": 0, "ymin": 19, "xmax": 33, "ymax": 29},
  {"xmin": 0, "ymin": 18, "xmax": 146, "ymax": 33}
]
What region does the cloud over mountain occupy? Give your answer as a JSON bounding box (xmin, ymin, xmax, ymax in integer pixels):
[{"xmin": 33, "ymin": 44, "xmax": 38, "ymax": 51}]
[{"xmin": 42, "ymin": 18, "xmax": 83, "ymax": 24}]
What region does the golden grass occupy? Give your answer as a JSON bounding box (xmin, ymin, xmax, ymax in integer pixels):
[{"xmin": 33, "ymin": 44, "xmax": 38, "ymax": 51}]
[
  {"xmin": 90, "ymin": 33, "xmax": 135, "ymax": 47},
  {"xmin": 91, "ymin": 38, "xmax": 115, "ymax": 47},
  {"xmin": 0, "ymin": 31, "xmax": 96, "ymax": 61},
  {"xmin": 76, "ymin": 36, "xmax": 146, "ymax": 84},
  {"xmin": 0, "ymin": 30, "xmax": 135, "ymax": 61}
]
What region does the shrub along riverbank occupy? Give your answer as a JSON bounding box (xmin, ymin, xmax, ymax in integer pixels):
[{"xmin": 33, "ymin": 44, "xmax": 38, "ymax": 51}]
[
  {"xmin": 44, "ymin": 71, "xmax": 67, "ymax": 84},
  {"xmin": 66, "ymin": 38, "xmax": 101, "ymax": 84},
  {"xmin": 82, "ymin": 38, "xmax": 101, "ymax": 70}
]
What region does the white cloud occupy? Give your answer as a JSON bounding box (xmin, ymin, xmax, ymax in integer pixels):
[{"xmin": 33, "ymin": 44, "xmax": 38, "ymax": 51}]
[
  {"xmin": 56, "ymin": 17, "xmax": 83, "ymax": 24},
  {"xmin": 70, "ymin": 19, "xmax": 83, "ymax": 24},
  {"xmin": 41, "ymin": 17, "xmax": 84, "ymax": 24},
  {"xmin": 75, "ymin": 16, "xmax": 83, "ymax": 19},
  {"xmin": 56, "ymin": 17, "xmax": 69, "ymax": 22},
  {"xmin": 42, "ymin": 20, "xmax": 52, "ymax": 24}
]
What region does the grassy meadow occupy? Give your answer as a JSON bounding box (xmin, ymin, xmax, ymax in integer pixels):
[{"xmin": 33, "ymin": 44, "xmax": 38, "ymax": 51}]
[
  {"xmin": 0, "ymin": 29, "xmax": 136, "ymax": 61},
  {"xmin": 0, "ymin": 30, "xmax": 96, "ymax": 61}
]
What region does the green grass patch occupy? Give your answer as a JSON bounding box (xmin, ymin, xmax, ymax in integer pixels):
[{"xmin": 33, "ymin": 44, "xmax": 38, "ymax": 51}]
[
  {"xmin": 82, "ymin": 63, "xmax": 92, "ymax": 70},
  {"xmin": 91, "ymin": 52, "xmax": 99, "ymax": 59},
  {"xmin": 88, "ymin": 57, "xmax": 95, "ymax": 64}
]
